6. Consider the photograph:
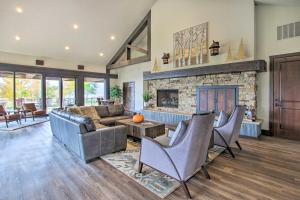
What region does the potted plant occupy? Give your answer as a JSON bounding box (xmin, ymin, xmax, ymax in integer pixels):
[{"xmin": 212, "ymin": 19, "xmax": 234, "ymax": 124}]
[
  {"xmin": 143, "ymin": 92, "xmax": 152, "ymax": 108},
  {"xmin": 110, "ymin": 85, "xmax": 122, "ymax": 104}
]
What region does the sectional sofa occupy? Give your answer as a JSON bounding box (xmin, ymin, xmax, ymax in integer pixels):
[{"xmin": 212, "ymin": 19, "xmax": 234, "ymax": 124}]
[{"xmin": 49, "ymin": 104, "xmax": 133, "ymax": 163}]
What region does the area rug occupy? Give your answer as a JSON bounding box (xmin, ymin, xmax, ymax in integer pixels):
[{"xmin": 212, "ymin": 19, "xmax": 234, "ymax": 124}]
[
  {"xmin": 101, "ymin": 144, "xmax": 225, "ymax": 198},
  {"xmin": 0, "ymin": 117, "xmax": 49, "ymax": 131}
]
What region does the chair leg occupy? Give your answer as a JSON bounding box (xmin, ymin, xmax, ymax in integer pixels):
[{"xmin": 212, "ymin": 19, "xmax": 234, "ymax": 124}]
[
  {"xmin": 227, "ymin": 147, "xmax": 235, "ymax": 158},
  {"xmin": 202, "ymin": 166, "xmax": 211, "ymax": 180},
  {"xmin": 181, "ymin": 181, "xmax": 192, "ymax": 199},
  {"xmin": 6, "ymin": 121, "xmax": 8, "ymax": 128},
  {"xmin": 138, "ymin": 163, "xmax": 143, "ymax": 173},
  {"xmin": 236, "ymin": 141, "xmax": 242, "ymax": 150}
]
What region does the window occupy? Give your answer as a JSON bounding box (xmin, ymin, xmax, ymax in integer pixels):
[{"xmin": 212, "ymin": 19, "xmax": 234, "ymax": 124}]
[
  {"xmin": 196, "ymin": 86, "xmax": 238, "ymax": 114},
  {"xmin": 46, "ymin": 77, "xmax": 61, "ymax": 112},
  {"xmin": 62, "ymin": 78, "xmax": 76, "ymax": 107},
  {"xmin": 84, "ymin": 77, "xmax": 104, "ymax": 106},
  {"xmin": 15, "ymin": 73, "xmax": 42, "ymax": 109},
  {"xmin": 0, "ymin": 71, "xmax": 14, "ymax": 110}
]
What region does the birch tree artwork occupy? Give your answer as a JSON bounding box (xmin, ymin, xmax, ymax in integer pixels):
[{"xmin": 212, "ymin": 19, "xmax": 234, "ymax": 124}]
[{"xmin": 173, "ymin": 22, "xmax": 208, "ymax": 68}]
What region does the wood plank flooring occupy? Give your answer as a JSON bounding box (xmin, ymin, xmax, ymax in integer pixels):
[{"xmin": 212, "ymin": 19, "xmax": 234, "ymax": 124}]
[{"xmin": 1, "ymin": 122, "xmax": 300, "ymax": 200}]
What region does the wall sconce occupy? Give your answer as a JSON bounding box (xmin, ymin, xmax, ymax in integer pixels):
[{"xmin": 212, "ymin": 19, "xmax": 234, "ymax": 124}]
[
  {"xmin": 161, "ymin": 53, "xmax": 170, "ymax": 64},
  {"xmin": 209, "ymin": 40, "xmax": 220, "ymax": 56}
]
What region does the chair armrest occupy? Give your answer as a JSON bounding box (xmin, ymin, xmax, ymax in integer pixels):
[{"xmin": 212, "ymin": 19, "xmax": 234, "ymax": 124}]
[{"xmin": 140, "ymin": 137, "xmax": 181, "ymax": 180}]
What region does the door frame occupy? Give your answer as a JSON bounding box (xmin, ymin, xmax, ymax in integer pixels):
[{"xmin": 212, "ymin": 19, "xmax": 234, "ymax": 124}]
[{"xmin": 269, "ymin": 52, "xmax": 300, "ymax": 137}]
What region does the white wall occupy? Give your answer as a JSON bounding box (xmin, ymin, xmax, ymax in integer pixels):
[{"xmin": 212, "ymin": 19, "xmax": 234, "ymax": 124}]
[
  {"xmin": 255, "ymin": 5, "xmax": 300, "ymax": 130},
  {"xmin": 151, "ymin": 0, "xmax": 255, "ymax": 71},
  {"xmin": 0, "ymin": 51, "xmax": 106, "ymax": 73},
  {"xmin": 112, "ymin": 0, "xmax": 255, "ymax": 110},
  {"xmin": 111, "ymin": 62, "xmax": 150, "ymax": 111}
]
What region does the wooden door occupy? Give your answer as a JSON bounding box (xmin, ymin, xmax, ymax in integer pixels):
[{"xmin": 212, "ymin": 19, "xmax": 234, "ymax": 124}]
[
  {"xmin": 272, "ymin": 53, "xmax": 300, "ymax": 140},
  {"xmin": 123, "ymin": 82, "xmax": 135, "ymax": 111}
]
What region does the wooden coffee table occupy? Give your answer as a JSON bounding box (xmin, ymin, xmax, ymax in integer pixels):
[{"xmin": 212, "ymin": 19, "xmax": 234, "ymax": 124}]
[{"xmin": 116, "ymin": 119, "xmax": 165, "ymax": 140}]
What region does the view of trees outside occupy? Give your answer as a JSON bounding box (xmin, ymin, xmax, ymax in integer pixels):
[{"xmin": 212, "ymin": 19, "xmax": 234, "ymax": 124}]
[
  {"xmin": 0, "ymin": 72, "xmax": 14, "ymax": 110},
  {"xmin": 62, "ymin": 78, "xmax": 75, "ymax": 106},
  {"xmin": 46, "ymin": 79, "xmax": 60, "ymax": 112},
  {"xmin": 84, "ymin": 78, "xmax": 104, "ymax": 106},
  {"xmin": 15, "ymin": 73, "xmax": 42, "ymax": 109}
]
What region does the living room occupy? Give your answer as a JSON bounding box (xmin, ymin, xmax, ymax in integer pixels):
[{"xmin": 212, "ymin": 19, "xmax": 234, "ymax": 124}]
[{"xmin": 1, "ymin": 0, "xmax": 300, "ymax": 199}]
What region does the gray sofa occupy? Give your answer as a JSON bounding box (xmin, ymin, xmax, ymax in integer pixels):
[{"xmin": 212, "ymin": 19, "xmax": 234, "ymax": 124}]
[{"xmin": 49, "ymin": 108, "xmax": 128, "ymax": 163}]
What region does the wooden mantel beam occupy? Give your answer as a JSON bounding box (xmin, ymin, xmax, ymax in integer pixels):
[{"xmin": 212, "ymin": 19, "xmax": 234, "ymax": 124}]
[{"xmin": 143, "ymin": 60, "xmax": 267, "ymax": 81}]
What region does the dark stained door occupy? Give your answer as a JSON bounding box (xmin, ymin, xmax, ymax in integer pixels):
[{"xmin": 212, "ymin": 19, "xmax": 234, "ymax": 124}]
[
  {"xmin": 123, "ymin": 82, "xmax": 135, "ymax": 111},
  {"xmin": 273, "ymin": 54, "xmax": 300, "ymax": 140}
]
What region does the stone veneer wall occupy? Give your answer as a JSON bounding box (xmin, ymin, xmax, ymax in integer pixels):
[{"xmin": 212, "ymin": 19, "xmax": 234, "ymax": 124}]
[{"xmin": 146, "ymin": 71, "xmax": 257, "ymax": 114}]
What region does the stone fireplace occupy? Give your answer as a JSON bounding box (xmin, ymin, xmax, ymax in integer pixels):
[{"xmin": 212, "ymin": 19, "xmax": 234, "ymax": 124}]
[
  {"xmin": 146, "ymin": 72, "xmax": 256, "ymax": 114},
  {"xmin": 157, "ymin": 89, "xmax": 179, "ymax": 108},
  {"xmin": 143, "ymin": 60, "xmax": 266, "ymax": 114}
]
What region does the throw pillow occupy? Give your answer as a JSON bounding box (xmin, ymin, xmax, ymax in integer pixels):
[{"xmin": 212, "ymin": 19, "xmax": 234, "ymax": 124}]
[
  {"xmin": 67, "ymin": 106, "xmax": 82, "ymax": 115},
  {"xmin": 169, "ymin": 121, "xmax": 187, "ymax": 146},
  {"xmin": 79, "ymin": 106, "xmax": 101, "ymax": 122},
  {"xmin": 216, "ymin": 110, "xmax": 228, "ymax": 127}
]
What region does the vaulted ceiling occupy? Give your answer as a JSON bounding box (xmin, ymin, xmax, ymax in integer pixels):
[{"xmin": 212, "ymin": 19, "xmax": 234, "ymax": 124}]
[{"xmin": 0, "ymin": 0, "xmax": 157, "ymax": 67}]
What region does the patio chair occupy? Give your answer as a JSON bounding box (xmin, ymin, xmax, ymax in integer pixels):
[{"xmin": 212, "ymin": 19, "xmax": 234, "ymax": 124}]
[
  {"xmin": 139, "ymin": 113, "xmax": 215, "ymax": 199},
  {"xmin": 22, "ymin": 103, "xmax": 46, "ymax": 121},
  {"xmin": 0, "ymin": 105, "xmax": 21, "ymax": 128}
]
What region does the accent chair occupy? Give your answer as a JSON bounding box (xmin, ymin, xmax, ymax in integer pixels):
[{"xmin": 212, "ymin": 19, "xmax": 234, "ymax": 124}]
[
  {"xmin": 214, "ymin": 105, "xmax": 246, "ymax": 158},
  {"xmin": 22, "ymin": 103, "xmax": 47, "ymax": 121},
  {"xmin": 0, "ymin": 105, "xmax": 21, "ymax": 128},
  {"xmin": 139, "ymin": 113, "xmax": 215, "ymax": 199}
]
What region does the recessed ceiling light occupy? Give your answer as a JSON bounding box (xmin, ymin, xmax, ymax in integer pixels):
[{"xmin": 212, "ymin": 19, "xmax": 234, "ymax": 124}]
[
  {"xmin": 110, "ymin": 35, "xmax": 115, "ymax": 40},
  {"xmin": 99, "ymin": 52, "xmax": 104, "ymax": 57},
  {"xmin": 73, "ymin": 24, "xmax": 79, "ymax": 30},
  {"xmin": 65, "ymin": 46, "xmax": 70, "ymax": 50},
  {"xmin": 15, "ymin": 36, "xmax": 20, "ymax": 41},
  {"xmin": 16, "ymin": 7, "xmax": 23, "ymax": 13}
]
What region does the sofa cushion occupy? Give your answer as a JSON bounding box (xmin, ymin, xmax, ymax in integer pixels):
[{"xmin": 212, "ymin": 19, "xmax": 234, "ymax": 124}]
[
  {"xmin": 94, "ymin": 121, "xmax": 108, "ymax": 130},
  {"xmin": 95, "ymin": 106, "xmax": 110, "ymax": 118},
  {"xmin": 69, "ymin": 114, "xmax": 96, "ymax": 132},
  {"xmin": 108, "ymin": 105, "xmax": 124, "ymax": 116},
  {"xmin": 155, "ymin": 135, "xmax": 170, "ymax": 146},
  {"xmin": 67, "ymin": 106, "xmax": 82, "ymax": 115},
  {"xmin": 169, "ymin": 121, "xmax": 187, "ymax": 146},
  {"xmin": 79, "ymin": 106, "xmax": 101, "ymax": 122},
  {"xmin": 99, "ymin": 115, "xmax": 129, "ymax": 125}
]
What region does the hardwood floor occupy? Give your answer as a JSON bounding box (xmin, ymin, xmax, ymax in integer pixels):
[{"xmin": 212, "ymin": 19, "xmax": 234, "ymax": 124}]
[{"xmin": 1, "ymin": 122, "xmax": 300, "ymax": 200}]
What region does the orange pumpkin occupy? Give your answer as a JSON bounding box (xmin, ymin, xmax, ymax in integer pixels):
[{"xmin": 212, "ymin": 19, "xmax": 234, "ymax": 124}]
[{"xmin": 133, "ymin": 113, "xmax": 144, "ymax": 123}]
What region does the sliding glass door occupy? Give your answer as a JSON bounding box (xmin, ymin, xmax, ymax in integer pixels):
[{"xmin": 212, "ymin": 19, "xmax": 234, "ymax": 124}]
[
  {"xmin": 84, "ymin": 77, "xmax": 105, "ymax": 106},
  {"xmin": 62, "ymin": 78, "xmax": 76, "ymax": 107},
  {"xmin": 15, "ymin": 73, "xmax": 42, "ymax": 109},
  {"xmin": 0, "ymin": 71, "xmax": 14, "ymax": 110},
  {"xmin": 46, "ymin": 77, "xmax": 61, "ymax": 112}
]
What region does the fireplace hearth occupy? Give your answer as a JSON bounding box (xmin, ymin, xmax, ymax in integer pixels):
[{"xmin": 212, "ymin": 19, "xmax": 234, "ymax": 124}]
[{"xmin": 157, "ymin": 89, "xmax": 178, "ymax": 108}]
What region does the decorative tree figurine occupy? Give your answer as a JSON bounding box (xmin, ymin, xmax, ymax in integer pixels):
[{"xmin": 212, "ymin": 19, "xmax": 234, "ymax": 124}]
[
  {"xmin": 152, "ymin": 58, "xmax": 160, "ymax": 72},
  {"xmin": 236, "ymin": 38, "xmax": 246, "ymax": 60},
  {"xmin": 226, "ymin": 46, "xmax": 233, "ymax": 62}
]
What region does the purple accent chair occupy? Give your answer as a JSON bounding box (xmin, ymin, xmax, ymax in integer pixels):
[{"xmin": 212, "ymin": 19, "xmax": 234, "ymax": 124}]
[
  {"xmin": 214, "ymin": 105, "xmax": 246, "ymax": 158},
  {"xmin": 139, "ymin": 113, "xmax": 215, "ymax": 199}
]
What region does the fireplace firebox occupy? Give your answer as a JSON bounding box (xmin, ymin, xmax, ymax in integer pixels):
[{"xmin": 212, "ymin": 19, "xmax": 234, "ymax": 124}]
[{"xmin": 157, "ymin": 89, "xmax": 179, "ymax": 108}]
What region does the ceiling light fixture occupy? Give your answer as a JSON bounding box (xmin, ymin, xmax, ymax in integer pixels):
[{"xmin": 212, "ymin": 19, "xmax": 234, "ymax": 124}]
[
  {"xmin": 15, "ymin": 36, "xmax": 20, "ymax": 41},
  {"xmin": 73, "ymin": 24, "xmax": 79, "ymax": 30},
  {"xmin": 16, "ymin": 7, "xmax": 23, "ymax": 13},
  {"xmin": 65, "ymin": 46, "xmax": 70, "ymax": 50},
  {"xmin": 99, "ymin": 52, "xmax": 104, "ymax": 57},
  {"xmin": 110, "ymin": 35, "xmax": 115, "ymax": 40}
]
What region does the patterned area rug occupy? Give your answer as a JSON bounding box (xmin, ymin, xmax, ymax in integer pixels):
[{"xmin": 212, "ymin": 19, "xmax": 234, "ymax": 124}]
[
  {"xmin": 101, "ymin": 142, "xmax": 225, "ymax": 198},
  {"xmin": 0, "ymin": 117, "xmax": 49, "ymax": 131}
]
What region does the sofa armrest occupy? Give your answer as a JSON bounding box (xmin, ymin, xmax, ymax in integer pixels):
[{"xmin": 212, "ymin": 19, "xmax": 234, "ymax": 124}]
[{"xmin": 124, "ymin": 111, "xmax": 136, "ymax": 117}]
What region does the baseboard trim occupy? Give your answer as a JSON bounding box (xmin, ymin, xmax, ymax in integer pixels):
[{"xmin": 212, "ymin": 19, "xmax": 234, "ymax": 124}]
[{"xmin": 262, "ymin": 129, "xmax": 272, "ymax": 136}]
